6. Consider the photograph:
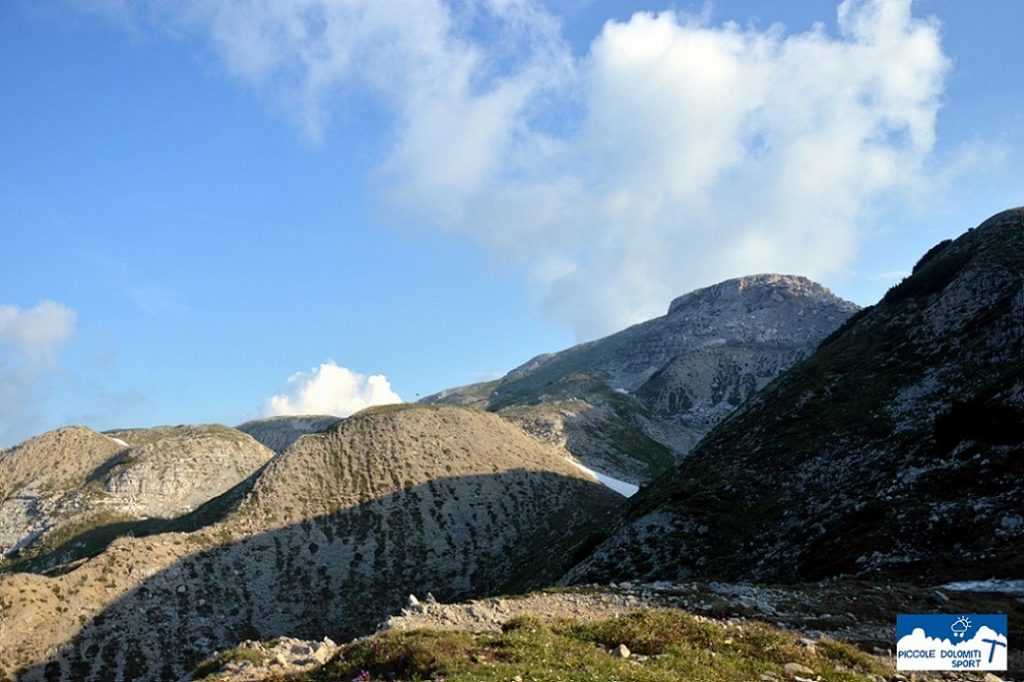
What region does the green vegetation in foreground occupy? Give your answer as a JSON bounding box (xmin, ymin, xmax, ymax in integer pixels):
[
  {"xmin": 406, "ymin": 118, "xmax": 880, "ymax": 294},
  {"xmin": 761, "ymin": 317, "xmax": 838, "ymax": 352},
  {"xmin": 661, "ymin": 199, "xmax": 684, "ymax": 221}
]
[
  {"xmin": 194, "ymin": 646, "xmax": 269, "ymax": 680},
  {"xmin": 274, "ymin": 610, "xmax": 888, "ymax": 682}
]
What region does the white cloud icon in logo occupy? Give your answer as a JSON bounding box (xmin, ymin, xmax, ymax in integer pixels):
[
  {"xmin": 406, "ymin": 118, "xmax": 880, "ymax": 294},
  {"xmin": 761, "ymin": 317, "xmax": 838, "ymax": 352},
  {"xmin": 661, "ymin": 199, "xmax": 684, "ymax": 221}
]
[{"xmin": 951, "ymin": 617, "xmax": 971, "ymax": 638}]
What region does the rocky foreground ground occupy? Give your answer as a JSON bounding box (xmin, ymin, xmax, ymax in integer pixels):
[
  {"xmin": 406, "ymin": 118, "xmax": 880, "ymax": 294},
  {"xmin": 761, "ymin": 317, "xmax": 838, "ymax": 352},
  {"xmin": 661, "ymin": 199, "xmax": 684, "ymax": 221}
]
[{"xmin": 193, "ymin": 580, "xmax": 1022, "ymax": 681}]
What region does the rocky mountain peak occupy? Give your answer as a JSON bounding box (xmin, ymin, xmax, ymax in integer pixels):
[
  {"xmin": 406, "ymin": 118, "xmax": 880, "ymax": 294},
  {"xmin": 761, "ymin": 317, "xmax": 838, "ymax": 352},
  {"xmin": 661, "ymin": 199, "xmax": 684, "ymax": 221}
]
[
  {"xmin": 666, "ymin": 274, "xmax": 851, "ymax": 316},
  {"xmin": 0, "ymin": 426, "xmax": 124, "ymax": 499},
  {"xmin": 422, "ymin": 274, "xmax": 860, "ymax": 484},
  {"xmin": 234, "ymin": 404, "xmax": 614, "ymax": 527},
  {"xmin": 99, "ymin": 424, "xmax": 275, "ymax": 518}
]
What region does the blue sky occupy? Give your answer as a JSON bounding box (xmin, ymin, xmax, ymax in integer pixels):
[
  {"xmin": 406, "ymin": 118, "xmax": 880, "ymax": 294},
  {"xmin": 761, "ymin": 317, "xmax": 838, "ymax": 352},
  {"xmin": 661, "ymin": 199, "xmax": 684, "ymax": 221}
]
[{"xmin": 1, "ymin": 0, "xmax": 1021, "ymax": 446}]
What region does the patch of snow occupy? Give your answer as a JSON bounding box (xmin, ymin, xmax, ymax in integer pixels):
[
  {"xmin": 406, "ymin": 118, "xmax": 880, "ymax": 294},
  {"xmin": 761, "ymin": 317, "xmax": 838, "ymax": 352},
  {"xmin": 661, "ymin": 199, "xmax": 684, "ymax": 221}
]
[
  {"xmin": 107, "ymin": 436, "xmax": 130, "ymax": 448},
  {"xmin": 570, "ymin": 461, "xmax": 639, "ymax": 498},
  {"xmin": 614, "ymin": 388, "xmax": 629, "ymax": 395},
  {"xmin": 939, "ymin": 579, "xmax": 1024, "ymax": 596}
]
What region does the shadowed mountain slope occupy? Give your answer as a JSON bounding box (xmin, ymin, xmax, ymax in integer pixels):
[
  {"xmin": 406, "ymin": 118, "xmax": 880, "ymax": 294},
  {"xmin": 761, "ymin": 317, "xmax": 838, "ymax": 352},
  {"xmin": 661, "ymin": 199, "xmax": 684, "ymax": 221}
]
[{"xmin": 565, "ymin": 208, "xmax": 1024, "ymax": 585}]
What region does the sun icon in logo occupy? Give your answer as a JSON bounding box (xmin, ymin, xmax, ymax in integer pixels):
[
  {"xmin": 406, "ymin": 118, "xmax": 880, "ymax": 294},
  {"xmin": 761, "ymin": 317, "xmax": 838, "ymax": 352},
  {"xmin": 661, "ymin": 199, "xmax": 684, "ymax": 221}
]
[{"xmin": 951, "ymin": 617, "xmax": 971, "ymax": 638}]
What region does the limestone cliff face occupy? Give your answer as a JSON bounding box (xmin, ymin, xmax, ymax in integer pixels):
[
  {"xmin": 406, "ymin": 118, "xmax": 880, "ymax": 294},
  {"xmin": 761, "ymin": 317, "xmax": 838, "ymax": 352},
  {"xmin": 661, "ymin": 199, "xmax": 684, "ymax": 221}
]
[
  {"xmin": 100, "ymin": 425, "xmax": 275, "ymax": 517},
  {"xmin": 424, "ymin": 274, "xmax": 859, "ymax": 482},
  {"xmin": 0, "ymin": 427, "xmax": 126, "ymax": 558},
  {"xmin": 0, "ymin": 406, "xmax": 621, "ymax": 681},
  {"xmin": 565, "ymin": 208, "xmax": 1024, "ymax": 586},
  {"xmin": 0, "ymin": 424, "xmax": 274, "ymax": 571},
  {"xmin": 499, "ymin": 274, "xmax": 857, "ymax": 395},
  {"xmin": 632, "ymin": 344, "xmax": 808, "ymax": 452}
]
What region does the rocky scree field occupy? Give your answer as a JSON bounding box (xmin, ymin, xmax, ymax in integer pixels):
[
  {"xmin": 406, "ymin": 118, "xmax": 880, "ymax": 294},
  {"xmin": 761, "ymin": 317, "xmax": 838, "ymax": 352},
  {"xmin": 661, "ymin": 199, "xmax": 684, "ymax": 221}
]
[{"xmin": 189, "ymin": 581, "xmax": 1023, "ymax": 681}]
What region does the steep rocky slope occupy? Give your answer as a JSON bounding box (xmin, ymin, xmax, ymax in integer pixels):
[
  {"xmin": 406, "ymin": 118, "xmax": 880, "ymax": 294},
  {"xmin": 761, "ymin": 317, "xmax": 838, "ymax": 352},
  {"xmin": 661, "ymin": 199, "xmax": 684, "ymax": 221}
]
[
  {"xmin": 0, "ymin": 406, "xmax": 621, "ymax": 681},
  {"xmin": 236, "ymin": 415, "xmax": 342, "ymax": 454},
  {"xmin": 100, "ymin": 425, "xmax": 275, "ymax": 517},
  {"xmin": 0, "ymin": 425, "xmax": 274, "ymax": 571},
  {"xmin": 425, "ymin": 274, "xmax": 858, "ymax": 483},
  {"xmin": 0, "ymin": 427, "xmax": 126, "ymax": 558},
  {"xmin": 565, "ymin": 208, "xmax": 1024, "ymax": 585}
]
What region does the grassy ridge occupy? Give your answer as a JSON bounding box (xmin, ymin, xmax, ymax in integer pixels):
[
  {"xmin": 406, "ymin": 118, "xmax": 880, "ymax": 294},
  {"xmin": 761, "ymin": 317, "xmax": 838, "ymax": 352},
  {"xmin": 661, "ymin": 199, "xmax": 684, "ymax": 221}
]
[{"xmin": 218, "ymin": 610, "xmax": 888, "ymax": 682}]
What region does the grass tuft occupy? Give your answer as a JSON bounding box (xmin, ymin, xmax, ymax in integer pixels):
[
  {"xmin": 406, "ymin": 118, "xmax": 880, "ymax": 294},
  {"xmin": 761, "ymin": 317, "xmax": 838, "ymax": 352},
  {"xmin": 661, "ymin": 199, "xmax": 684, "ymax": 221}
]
[{"xmin": 291, "ymin": 609, "xmax": 890, "ymax": 682}]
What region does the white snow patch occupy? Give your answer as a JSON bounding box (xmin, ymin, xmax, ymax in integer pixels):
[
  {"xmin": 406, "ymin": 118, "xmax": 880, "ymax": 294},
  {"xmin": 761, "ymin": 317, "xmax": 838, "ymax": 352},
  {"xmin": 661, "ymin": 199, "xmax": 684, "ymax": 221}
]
[
  {"xmin": 107, "ymin": 436, "xmax": 129, "ymax": 449},
  {"xmin": 570, "ymin": 461, "xmax": 639, "ymax": 497},
  {"xmin": 614, "ymin": 388, "xmax": 629, "ymax": 395},
  {"xmin": 940, "ymin": 579, "xmax": 1024, "ymax": 596}
]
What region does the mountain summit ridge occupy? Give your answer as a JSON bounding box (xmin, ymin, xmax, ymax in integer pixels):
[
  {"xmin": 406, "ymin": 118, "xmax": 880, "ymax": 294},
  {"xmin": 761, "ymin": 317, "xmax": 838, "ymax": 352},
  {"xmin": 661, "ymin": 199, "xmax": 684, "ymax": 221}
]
[
  {"xmin": 665, "ymin": 273, "xmax": 847, "ymax": 316},
  {"xmin": 0, "ymin": 405, "xmax": 621, "ymax": 680},
  {"xmin": 424, "ymin": 273, "xmax": 859, "ymax": 482},
  {"xmin": 500, "ymin": 272, "xmax": 858, "ymax": 396}
]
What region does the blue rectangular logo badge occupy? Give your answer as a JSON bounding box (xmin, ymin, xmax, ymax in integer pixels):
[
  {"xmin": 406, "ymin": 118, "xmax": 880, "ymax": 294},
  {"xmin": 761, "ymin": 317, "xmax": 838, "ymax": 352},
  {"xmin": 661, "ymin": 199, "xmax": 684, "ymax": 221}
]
[{"xmin": 896, "ymin": 614, "xmax": 1008, "ymax": 671}]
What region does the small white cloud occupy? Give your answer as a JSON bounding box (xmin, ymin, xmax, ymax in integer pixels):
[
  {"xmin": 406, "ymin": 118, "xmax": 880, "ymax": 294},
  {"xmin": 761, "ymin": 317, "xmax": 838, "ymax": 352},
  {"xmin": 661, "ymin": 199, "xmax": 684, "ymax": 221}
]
[
  {"xmin": 0, "ymin": 301, "xmax": 77, "ymax": 445},
  {"xmin": 0, "ymin": 300, "xmax": 77, "ymax": 360},
  {"xmin": 265, "ymin": 361, "xmax": 402, "ymax": 417}
]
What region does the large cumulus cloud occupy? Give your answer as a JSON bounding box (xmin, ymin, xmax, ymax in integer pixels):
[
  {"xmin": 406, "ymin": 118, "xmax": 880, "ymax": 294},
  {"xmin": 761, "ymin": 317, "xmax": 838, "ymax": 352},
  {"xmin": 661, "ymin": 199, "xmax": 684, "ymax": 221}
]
[{"xmin": 111, "ymin": 0, "xmax": 950, "ymax": 338}]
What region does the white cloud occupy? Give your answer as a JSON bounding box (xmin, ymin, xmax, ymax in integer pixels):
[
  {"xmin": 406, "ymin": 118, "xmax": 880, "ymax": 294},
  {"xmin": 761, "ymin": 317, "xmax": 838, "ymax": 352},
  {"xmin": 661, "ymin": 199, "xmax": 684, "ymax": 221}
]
[
  {"xmin": 265, "ymin": 361, "xmax": 402, "ymax": 417},
  {"xmin": 120, "ymin": 0, "xmax": 951, "ymax": 339},
  {"xmin": 0, "ymin": 301, "xmax": 77, "ymax": 446},
  {"xmin": 516, "ymin": 0, "xmax": 949, "ymax": 337}
]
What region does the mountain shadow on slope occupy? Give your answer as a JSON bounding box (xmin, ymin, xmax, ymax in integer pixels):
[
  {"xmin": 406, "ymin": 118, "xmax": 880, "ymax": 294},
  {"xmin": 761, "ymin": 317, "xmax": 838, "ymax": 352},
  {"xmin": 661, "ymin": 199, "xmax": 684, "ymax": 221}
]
[
  {"xmin": 0, "ymin": 466, "xmax": 261, "ymax": 576},
  {"xmin": 1, "ymin": 406, "xmax": 621, "ymax": 680},
  {"xmin": 6, "ymin": 470, "xmax": 616, "ymax": 682}
]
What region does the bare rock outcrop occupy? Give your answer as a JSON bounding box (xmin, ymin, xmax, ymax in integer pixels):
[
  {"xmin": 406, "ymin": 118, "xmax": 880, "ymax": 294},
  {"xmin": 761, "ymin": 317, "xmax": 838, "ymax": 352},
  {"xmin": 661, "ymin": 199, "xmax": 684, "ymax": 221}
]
[
  {"xmin": 101, "ymin": 425, "xmax": 275, "ymax": 517},
  {"xmin": 0, "ymin": 425, "xmax": 274, "ymax": 573}
]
